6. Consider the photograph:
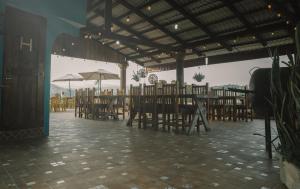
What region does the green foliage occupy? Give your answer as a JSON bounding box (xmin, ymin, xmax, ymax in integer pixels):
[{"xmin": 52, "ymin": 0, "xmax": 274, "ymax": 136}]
[
  {"xmin": 131, "ymin": 71, "xmax": 140, "ymax": 82},
  {"xmin": 270, "ymin": 23, "xmax": 300, "ymax": 166},
  {"xmin": 193, "ymin": 72, "xmax": 205, "ymax": 82}
]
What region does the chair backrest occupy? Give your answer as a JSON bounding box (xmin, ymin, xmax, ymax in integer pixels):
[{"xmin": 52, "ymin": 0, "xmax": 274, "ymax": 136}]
[
  {"xmin": 211, "ymin": 87, "xmax": 225, "ymax": 96},
  {"xmin": 143, "ymin": 84, "xmax": 156, "ymax": 96},
  {"xmin": 192, "ymin": 83, "xmax": 209, "ymax": 95},
  {"xmin": 162, "ymin": 83, "xmax": 177, "ymax": 95}
]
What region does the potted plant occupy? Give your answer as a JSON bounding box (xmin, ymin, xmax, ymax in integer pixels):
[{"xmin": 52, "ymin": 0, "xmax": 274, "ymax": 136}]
[
  {"xmin": 131, "ymin": 71, "xmax": 140, "ymax": 82},
  {"xmin": 193, "ymin": 71, "xmax": 205, "ymax": 83},
  {"xmin": 270, "ymin": 23, "xmax": 300, "ymax": 189}
]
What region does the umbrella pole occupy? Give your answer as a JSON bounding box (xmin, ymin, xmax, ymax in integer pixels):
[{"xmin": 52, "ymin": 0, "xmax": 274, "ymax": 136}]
[{"xmin": 69, "ymin": 80, "xmax": 71, "ymax": 97}]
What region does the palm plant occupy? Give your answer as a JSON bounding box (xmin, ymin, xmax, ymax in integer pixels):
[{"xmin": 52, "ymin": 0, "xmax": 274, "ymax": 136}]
[
  {"xmin": 131, "ymin": 71, "xmax": 140, "ymax": 82},
  {"xmin": 193, "ymin": 72, "xmax": 205, "ymax": 83},
  {"xmin": 270, "ymin": 23, "xmax": 300, "ymax": 166}
]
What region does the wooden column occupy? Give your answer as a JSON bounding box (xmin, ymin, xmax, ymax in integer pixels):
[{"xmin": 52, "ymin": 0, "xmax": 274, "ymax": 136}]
[
  {"xmin": 176, "ymin": 51, "xmax": 185, "ymax": 87},
  {"xmin": 119, "ymin": 62, "xmax": 128, "ymax": 94}
]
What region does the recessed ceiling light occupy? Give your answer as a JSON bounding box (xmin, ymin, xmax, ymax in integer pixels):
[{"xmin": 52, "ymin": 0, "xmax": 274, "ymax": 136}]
[
  {"xmin": 277, "ymin": 13, "xmax": 281, "ymax": 17},
  {"xmin": 116, "ymin": 40, "xmax": 120, "ymax": 45},
  {"xmin": 126, "ymin": 16, "xmax": 130, "ymax": 22},
  {"xmin": 147, "ymin": 5, "xmax": 152, "ymax": 11},
  {"xmin": 174, "ymin": 24, "xmax": 179, "ymax": 30},
  {"xmin": 267, "ymin": 4, "xmax": 272, "ymax": 9}
]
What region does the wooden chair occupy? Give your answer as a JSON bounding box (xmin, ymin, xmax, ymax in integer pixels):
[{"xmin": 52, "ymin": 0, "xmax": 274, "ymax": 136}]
[
  {"xmin": 235, "ymin": 86, "xmax": 253, "ymax": 121},
  {"xmin": 210, "ymin": 87, "xmax": 225, "ymax": 121},
  {"xmin": 50, "ymin": 96, "xmax": 60, "ymax": 112},
  {"xmin": 86, "ymin": 88, "xmax": 95, "ymax": 119},
  {"xmin": 192, "ymin": 83, "xmax": 209, "ymax": 119},
  {"xmin": 224, "ymin": 89, "xmax": 237, "ymax": 121},
  {"xmin": 162, "ymin": 83, "xmax": 179, "ymax": 132},
  {"xmin": 141, "ymin": 84, "xmax": 157, "ymax": 129},
  {"xmin": 114, "ymin": 89, "xmax": 126, "ymax": 120},
  {"xmin": 127, "ymin": 84, "xmax": 142, "ymax": 127}
]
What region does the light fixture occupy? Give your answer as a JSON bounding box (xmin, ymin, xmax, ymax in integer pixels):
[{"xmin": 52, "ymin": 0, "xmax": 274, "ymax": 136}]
[
  {"xmin": 84, "ymin": 35, "xmax": 89, "ymax": 39},
  {"xmin": 71, "ymin": 42, "xmax": 75, "ymax": 46},
  {"xmin": 126, "ymin": 16, "xmax": 130, "ymax": 22},
  {"xmin": 286, "ymin": 20, "xmax": 290, "ymax": 25},
  {"xmin": 267, "ymin": 4, "xmax": 272, "ymax": 9},
  {"xmin": 174, "ymin": 24, "xmax": 179, "ymax": 30},
  {"xmin": 136, "ymin": 47, "xmax": 139, "ymax": 51},
  {"xmin": 203, "ymin": 46, "xmax": 206, "ymax": 50},
  {"xmin": 116, "ymin": 40, "xmax": 120, "ymax": 45},
  {"xmin": 277, "ymin": 13, "xmax": 281, "ymax": 18},
  {"xmin": 252, "ymin": 36, "xmax": 256, "ymax": 39},
  {"xmin": 147, "ymin": 5, "xmax": 152, "ymax": 11},
  {"xmin": 62, "ymin": 48, "xmax": 66, "ymax": 52},
  {"xmin": 271, "ymin": 32, "xmax": 275, "ymax": 36},
  {"xmin": 217, "ymin": 43, "xmax": 221, "ymax": 47},
  {"xmin": 233, "ymin": 39, "xmax": 237, "ymax": 43},
  {"xmin": 98, "ymin": 32, "xmax": 102, "ymax": 36}
]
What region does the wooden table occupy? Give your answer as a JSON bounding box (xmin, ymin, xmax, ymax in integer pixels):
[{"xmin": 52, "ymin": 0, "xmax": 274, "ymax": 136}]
[
  {"xmin": 128, "ymin": 94, "xmax": 217, "ymax": 135},
  {"xmin": 93, "ymin": 95, "xmax": 126, "ymax": 120}
]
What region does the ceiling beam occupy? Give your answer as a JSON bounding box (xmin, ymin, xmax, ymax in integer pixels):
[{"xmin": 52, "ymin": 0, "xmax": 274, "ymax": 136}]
[
  {"xmin": 264, "ymin": 0, "xmax": 300, "ymax": 24},
  {"xmin": 146, "ymin": 44, "xmax": 296, "ymax": 70},
  {"xmin": 180, "ymin": 21, "xmax": 295, "ymax": 49},
  {"xmin": 221, "ymin": 0, "xmax": 267, "ymax": 46},
  {"xmin": 115, "ymin": 0, "xmax": 203, "ymax": 56},
  {"xmin": 93, "ymin": 9, "xmax": 162, "ymax": 63},
  {"xmin": 81, "ymin": 25, "xmax": 177, "ymax": 51},
  {"xmin": 104, "ymin": 0, "xmax": 112, "ymax": 30},
  {"xmin": 127, "ymin": 21, "xmax": 292, "ymax": 59},
  {"xmin": 142, "ymin": 34, "xmax": 292, "ymax": 63},
  {"xmin": 164, "ymin": 0, "xmax": 232, "ymax": 51}
]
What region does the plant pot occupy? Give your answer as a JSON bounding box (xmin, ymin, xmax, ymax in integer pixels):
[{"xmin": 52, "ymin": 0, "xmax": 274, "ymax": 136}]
[{"xmin": 280, "ymin": 157, "xmax": 300, "ymax": 189}]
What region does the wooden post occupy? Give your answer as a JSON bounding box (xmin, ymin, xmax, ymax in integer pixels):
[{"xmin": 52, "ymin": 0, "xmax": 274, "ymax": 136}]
[
  {"xmin": 265, "ymin": 112, "xmax": 272, "ymax": 159},
  {"xmin": 176, "ymin": 51, "xmax": 185, "ymax": 88}
]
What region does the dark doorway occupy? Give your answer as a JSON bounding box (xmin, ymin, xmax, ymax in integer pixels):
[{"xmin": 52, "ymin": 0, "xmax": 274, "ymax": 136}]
[{"xmin": 1, "ymin": 6, "xmax": 46, "ymax": 138}]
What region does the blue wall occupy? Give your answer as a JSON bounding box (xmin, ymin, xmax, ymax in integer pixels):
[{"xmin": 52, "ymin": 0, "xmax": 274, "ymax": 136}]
[{"xmin": 0, "ymin": 0, "xmax": 87, "ymax": 136}]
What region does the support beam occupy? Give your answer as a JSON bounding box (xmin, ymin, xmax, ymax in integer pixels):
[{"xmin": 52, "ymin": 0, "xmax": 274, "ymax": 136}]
[
  {"xmin": 264, "ymin": 0, "xmax": 300, "ymax": 24},
  {"xmin": 104, "ymin": 0, "xmax": 112, "ymax": 30},
  {"xmin": 176, "ymin": 52, "xmax": 185, "ymax": 88},
  {"xmin": 127, "ymin": 21, "xmax": 293, "ymax": 59},
  {"xmin": 81, "ymin": 26, "xmax": 177, "ymax": 51},
  {"xmin": 115, "ymin": 0, "xmax": 203, "ymax": 56},
  {"xmin": 146, "ymin": 44, "xmax": 295, "ymax": 70},
  {"xmin": 93, "ymin": 9, "xmax": 162, "ymax": 63},
  {"xmin": 119, "ymin": 62, "xmax": 128, "ymax": 93}
]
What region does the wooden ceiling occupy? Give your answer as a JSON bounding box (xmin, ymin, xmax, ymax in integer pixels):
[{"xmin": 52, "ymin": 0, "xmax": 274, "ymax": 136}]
[{"xmin": 81, "ymin": 0, "xmax": 300, "ymax": 70}]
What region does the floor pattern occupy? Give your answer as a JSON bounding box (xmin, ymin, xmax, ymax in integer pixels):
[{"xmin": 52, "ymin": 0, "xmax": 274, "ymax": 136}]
[{"xmin": 0, "ymin": 111, "xmax": 286, "ymax": 189}]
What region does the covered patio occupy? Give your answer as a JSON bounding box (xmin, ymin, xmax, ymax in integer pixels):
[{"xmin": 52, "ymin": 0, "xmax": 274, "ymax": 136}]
[{"xmin": 0, "ymin": 0, "xmax": 300, "ymax": 188}]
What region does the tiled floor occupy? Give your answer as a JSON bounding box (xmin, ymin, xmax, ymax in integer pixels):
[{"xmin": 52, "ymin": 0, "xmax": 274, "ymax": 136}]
[{"xmin": 0, "ymin": 111, "xmax": 286, "ymax": 189}]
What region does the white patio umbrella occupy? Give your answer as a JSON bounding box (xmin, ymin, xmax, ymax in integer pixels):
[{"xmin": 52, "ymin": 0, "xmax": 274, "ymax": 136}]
[
  {"xmin": 79, "ymin": 69, "xmax": 120, "ymax": 95},
  {"xmin": 52, "ymin": 74, "xmax": 83, "ymax": 97}
]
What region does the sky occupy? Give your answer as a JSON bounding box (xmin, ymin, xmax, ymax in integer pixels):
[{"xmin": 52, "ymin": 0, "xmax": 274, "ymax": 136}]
[{"xmin": 50, "ymin": 54, "xmax": 288, "ymax": 90}]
